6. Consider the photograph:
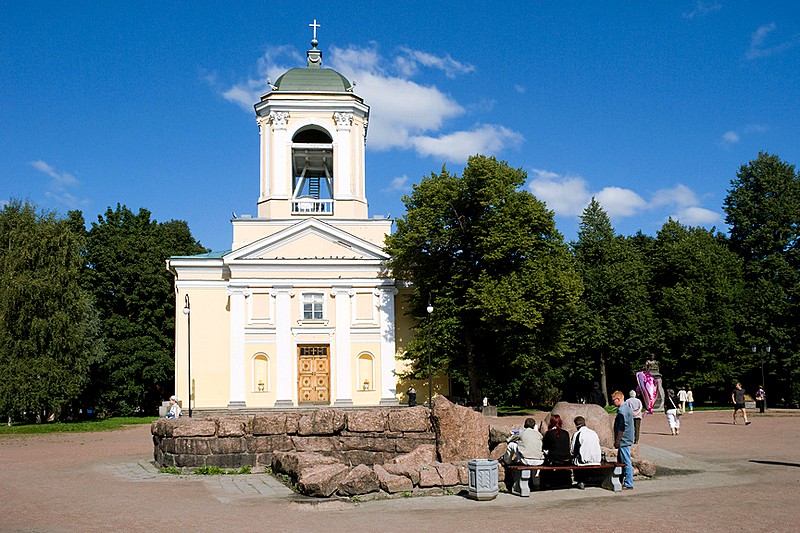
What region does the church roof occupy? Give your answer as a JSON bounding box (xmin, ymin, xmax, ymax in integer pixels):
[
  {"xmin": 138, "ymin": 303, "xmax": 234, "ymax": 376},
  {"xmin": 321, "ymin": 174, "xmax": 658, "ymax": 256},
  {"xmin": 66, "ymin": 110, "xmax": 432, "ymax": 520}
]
[{"xmin": 274, "ymin": 67, "xmax": 352, "ymax": 93}]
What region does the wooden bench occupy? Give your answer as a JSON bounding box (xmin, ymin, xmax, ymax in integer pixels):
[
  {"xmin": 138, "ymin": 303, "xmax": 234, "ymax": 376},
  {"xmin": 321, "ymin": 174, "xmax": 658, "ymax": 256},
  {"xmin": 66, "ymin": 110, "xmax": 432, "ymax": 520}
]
[{"xmin": 504, "ymin": 462, "xmax": 624, "ymax": 497}]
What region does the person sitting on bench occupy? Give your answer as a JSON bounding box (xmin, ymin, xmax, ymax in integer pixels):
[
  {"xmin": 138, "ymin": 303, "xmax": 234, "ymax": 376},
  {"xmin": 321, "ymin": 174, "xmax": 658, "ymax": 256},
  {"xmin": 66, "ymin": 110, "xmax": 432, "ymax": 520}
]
[
  {"xmin": 502, "ymin": 417, "xmax": 544, "ymax": 466},
  {"xmin": 541, "ymin": 414, "xmax": 572, "ymax": 488},
  {"xmin": 570, "ymin": 416, "xmax": 602, "ymax": 489}
]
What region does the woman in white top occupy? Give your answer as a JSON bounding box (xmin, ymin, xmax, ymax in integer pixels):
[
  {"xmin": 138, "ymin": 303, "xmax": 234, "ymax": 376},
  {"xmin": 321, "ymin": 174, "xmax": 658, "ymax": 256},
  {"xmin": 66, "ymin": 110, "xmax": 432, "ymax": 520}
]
[
  {"xmin": 167, "ymin": 395, "xmax": 182, "ymax": 418},
  {"xmin": 665, "ymin": 389, "xmax": 681, "ymax": 435}
]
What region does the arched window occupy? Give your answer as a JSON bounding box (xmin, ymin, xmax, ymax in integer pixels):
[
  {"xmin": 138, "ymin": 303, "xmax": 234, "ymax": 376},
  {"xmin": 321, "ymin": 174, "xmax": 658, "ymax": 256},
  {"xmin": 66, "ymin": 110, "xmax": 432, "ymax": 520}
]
[
  {"xmin": 358, "ymin": 352, "xmax": 375, "ymax": 391},
  {"xmin": 291, "ymin": 126, "xmax": 334, "ymax": 214},
  {"xmin": 253, "ymin": 353, "xmax": 270, "ymax": 392}
]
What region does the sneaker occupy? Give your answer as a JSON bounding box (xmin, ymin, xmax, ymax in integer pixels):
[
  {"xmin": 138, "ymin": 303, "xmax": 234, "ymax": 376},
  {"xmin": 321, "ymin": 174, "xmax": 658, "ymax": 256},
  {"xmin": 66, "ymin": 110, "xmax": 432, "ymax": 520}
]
[
  {"xmin": 622, "ymin": 486, "xmax": 634, "ymax": 491},
  {"xmin": 745, "ymin": 421, "xmax": 751, "ymax": 425},
  {"xmin": 576, "ymin": 482, "xmax": 585, "ymax": 490}
]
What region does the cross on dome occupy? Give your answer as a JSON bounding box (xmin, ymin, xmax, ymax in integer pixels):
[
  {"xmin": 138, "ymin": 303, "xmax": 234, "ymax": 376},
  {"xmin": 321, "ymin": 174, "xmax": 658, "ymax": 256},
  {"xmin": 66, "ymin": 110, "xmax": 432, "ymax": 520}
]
[{"xmin": 309, "ymin": 19, "xmax": 320, "ymax": 47}]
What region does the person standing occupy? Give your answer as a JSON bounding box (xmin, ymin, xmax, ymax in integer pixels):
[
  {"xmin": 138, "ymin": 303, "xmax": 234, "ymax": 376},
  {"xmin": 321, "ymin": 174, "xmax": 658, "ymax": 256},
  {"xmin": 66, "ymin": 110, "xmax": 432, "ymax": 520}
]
[
  {"xmin": 665, "ymin": 389, "xmax": 681, "ymax": 436},
  {"xmin": 588, "ymin": 382, "xmax": 605, "ymax": 407},
  {"xmin": 677, "ymin": 386, "xmax": 688, "ymax": 414},
  {"xmin": 611, "ymin": 390, "xmax": 635, "ymax": 490},
  {"xmin": 625, "ymin": 390, "xmax": 643, "ymax": 443},
  {"xmin": 686, "ymin": 387, "xmax": 694, "ymax": 413},
  {"xmin": 755, "ymin": 386, "xmax": 766, "ymax": 413},
  {"xmin": 732, "ymin": 382, "xmax": 751, "ymax": 425},
  {"xmin": 406, "ymin": 387, "xmax": 417, "ymax": 407}
]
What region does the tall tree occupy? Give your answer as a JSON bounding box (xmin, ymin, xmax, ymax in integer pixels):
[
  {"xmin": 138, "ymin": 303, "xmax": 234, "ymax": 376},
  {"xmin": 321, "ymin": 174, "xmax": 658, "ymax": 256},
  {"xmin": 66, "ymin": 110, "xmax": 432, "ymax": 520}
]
[
  {"xmin": 385, "ymin": 155, "xmax": 582, "ymax": 405},
  {"xmin": 649, "ymin": 219, "xmax": 745, "ymax": 399},
  {"xmin": 570, "ymin": 199, "xmax": 658, "ymax": 403},
  {"xmin": 0, "ymin": 200, "xmax": 101, "ymax": 422},
  {"xmin": 82, "ymin": 205, "xmax": 207, "ymax": 415},
  {"xmin": 724, "ymin": 152, "xmax": 800, "ymax": 405}
]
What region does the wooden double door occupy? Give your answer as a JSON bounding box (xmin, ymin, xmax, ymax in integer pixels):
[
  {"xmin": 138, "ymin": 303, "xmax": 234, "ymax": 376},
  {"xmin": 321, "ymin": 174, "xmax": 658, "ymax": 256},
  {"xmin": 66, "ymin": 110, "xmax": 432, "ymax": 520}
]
[{"xmin": 297, "ymin": 345, "xmax": 330, "ymax": 404}]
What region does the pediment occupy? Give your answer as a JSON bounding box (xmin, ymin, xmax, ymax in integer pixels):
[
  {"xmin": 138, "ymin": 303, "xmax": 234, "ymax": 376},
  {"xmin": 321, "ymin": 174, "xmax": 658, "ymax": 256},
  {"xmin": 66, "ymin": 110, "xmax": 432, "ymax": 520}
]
[{"xmin": 226, "ymin": 218, "xmax": 389, "ymax": 262}]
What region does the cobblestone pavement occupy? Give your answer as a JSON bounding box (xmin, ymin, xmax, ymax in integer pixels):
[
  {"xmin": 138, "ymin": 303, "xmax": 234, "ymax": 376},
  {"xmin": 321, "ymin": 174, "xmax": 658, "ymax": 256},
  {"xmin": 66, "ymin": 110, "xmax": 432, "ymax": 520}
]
[{"xmin": 2, "ymin": 409, "xmax": 799, "ymax": 532}]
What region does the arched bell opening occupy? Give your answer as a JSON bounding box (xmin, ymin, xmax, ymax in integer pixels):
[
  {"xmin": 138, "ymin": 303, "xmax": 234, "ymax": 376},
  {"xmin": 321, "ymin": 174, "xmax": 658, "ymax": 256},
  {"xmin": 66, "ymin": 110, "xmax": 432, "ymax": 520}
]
[{"xmin": 291, "ymin": 126, "xmax": 334, "ymax": 214}]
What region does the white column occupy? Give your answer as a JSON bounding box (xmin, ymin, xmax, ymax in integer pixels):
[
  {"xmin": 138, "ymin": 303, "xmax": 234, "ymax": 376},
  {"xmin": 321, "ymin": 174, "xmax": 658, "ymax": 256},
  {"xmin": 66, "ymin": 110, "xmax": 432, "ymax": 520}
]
[
  {"xmin": 333, "ymin": 112, "xmax": 353, "ymax": 199},
  {"xmin": 272, "ymin": 286, "xmax": 295, "ymax": 407},
  {"xmin": 271, "ymin": 111, "xmax": 290, "ymax": 198},
  {"xmin": 332, "ymin": 287, "xmax": 354, "ymax": 406},
  {"xmin": 257, "ymin": 115, "xmax": 271, "ymax": 200},
  {"xmin": 227, "ymin": 287, "xmax": 250, "ymax": 408},
  {"xmin": 378, "ymin": 287, "xmax": 399, "ymax": 405}
]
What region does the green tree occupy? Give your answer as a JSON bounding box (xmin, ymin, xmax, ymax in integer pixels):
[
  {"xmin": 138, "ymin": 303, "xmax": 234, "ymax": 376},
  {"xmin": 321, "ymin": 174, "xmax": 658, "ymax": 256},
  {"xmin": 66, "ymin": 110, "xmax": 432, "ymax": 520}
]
[
  {"xmin": 384, "ymin": 155, "xmax": 582, "ymax": 405},
  {"xmin": 0, "ymin": 200, "xmax": 101, "ymax": 422},
  {"xmin": 570, "ymin": 199, "xmax": 658, "ymax": 404},
  {"xmin": 82, "ymin": 205, "xmax": 207, "ymax": 415},
  {"xmin": 724, "ymin": 152, "xmax": 800, "ymax": 405},
  {"xmin": 648, "ymin": 219, "xmax": 745, "ymax": 400}
]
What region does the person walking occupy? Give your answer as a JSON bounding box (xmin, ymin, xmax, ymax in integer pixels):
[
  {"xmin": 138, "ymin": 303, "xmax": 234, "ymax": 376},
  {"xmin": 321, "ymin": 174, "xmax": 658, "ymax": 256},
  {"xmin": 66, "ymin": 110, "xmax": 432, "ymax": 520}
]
[
  {"xmin": 677, "ymin": 386, "xmax": 688, "ymax": 414},
  {"xmin": 665, "ymin": 389, "xmax": 681, "ymax": 436},
  {"xmin": 625, "ymin": 390, "xmax": 643, "ymax": 443},
  {"xmin": 732, "ymin": 382, "xmax": 751, "ymax": 425},
  {"xmin": 686, "ymin": 387, "xmax": 694, "ymax": 413},
  {"xmin": 611, "ymin": 390, "xmax": 635, "ymax": 490}
]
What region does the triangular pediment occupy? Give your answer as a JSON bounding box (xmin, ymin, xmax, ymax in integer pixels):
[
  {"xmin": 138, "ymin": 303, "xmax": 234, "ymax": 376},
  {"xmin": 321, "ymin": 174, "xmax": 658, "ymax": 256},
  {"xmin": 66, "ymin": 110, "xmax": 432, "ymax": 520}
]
[{"xmin": 226, "ymin": 218, "xmax": 389, "ymax": 262}]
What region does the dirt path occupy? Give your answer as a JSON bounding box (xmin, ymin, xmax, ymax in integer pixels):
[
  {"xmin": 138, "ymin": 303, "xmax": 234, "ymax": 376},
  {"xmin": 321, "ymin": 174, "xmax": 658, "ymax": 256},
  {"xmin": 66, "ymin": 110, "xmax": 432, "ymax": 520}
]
[{"xmin": 1, "ymin": 409, "xmax": 797, "ymax": 532}]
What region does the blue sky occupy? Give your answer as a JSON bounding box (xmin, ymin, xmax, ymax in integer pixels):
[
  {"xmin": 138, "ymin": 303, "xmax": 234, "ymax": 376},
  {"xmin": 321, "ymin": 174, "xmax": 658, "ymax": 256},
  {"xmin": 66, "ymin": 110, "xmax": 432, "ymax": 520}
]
[{"xmin": 2, "ymin": 1, "xmax": 799, "ymax": 251}]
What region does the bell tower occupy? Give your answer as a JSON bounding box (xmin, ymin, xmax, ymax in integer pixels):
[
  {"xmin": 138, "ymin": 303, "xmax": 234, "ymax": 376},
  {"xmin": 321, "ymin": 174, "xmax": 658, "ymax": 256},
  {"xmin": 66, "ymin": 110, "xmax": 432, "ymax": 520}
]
[{"xmin": 254, "ymin": 25, "xmax": 370, "ymax": 220}]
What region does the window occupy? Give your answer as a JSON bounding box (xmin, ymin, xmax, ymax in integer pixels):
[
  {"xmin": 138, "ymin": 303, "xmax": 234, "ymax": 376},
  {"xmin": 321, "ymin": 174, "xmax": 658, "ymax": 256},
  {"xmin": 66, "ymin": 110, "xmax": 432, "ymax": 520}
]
[{"xmin": 302, "ymin": 293, "xmax": 324, "ymax": 320}]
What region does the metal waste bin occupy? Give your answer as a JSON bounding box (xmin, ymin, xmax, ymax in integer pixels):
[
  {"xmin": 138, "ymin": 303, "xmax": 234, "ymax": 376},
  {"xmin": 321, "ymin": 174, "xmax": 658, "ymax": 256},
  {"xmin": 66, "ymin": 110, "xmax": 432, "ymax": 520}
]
[{"xmin": 468, "ymin": 459, "xmax": 498, "ymax": 500}]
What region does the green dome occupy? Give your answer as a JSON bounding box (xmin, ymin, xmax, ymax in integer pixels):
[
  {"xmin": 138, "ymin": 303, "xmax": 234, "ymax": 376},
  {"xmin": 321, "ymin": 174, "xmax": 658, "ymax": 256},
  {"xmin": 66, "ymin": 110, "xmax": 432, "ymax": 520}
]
[{"xmin": 274, "ymin": 67, "xmax": 352, "ymax": 93}]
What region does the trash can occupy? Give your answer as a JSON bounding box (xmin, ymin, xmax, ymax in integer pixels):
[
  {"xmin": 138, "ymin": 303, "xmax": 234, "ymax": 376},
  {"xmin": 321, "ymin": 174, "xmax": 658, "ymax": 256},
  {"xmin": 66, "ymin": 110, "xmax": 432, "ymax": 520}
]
[{"xmin": 468, "ymin": 459, "xmax": 498, "ymax": 500}]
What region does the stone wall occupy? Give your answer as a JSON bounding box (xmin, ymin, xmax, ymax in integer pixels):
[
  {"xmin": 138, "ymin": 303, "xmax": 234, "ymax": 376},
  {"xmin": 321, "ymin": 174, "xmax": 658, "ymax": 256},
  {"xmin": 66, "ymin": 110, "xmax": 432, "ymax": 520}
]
[{"xmin": 152, "ymin": 405, "xmax": 436, "ymax": 469}]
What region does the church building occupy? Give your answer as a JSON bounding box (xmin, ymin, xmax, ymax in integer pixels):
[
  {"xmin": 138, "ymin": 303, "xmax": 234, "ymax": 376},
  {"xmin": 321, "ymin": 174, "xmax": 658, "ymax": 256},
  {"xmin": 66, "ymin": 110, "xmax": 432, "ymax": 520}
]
[{"xmin": 167, "ymin": 27, "xmax": 429, "ymax": 414}]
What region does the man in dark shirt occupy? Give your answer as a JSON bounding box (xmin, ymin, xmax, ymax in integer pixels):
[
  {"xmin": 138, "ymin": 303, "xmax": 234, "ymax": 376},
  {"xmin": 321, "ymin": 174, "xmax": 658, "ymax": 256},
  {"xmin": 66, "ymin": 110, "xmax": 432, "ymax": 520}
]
[{"xmin": 732, "ymin": 382, "xmax": 750, "ymax": 425}]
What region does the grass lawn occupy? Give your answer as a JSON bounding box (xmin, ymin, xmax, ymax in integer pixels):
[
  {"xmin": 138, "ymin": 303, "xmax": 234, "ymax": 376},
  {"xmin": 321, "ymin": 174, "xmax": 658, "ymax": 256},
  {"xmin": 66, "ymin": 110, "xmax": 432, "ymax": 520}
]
[{"xmin": 0, "ymin": 416, "xmax": 158, "ymax": 435}]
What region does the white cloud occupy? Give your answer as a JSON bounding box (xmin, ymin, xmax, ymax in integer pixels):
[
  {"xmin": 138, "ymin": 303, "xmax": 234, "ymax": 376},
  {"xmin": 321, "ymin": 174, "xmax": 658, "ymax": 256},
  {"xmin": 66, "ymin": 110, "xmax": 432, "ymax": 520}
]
[
  {"xmin": 527, "ymin": 169, "xmax": 720, "ymax": 230},
  {"xmin": 527, "ymin": 169, "xmax": 591, "ymax": 215},
  {"xmin": 672, "ymin": 206, "xmax": 723, "ymax": 226},
  {"xmin": 30, "ymin": 160, "xmax": 86, "ymax": 209},
  {"xmin": 30, "ymin": 160, "xmax": 79, "ymax": 188},
  {"xmin": 409, "ymin": 124, "xmax": 523, "ymax": 163},
  {"xmin": 594, "ymin": 187, "xmax": 648, "ymax": 218},
  {"xmin": 746, "ymin": 22, "xmax": 800, "ymax": 60},
  {"xmin": 721, "ymin": 131, "xmax": 740, "ymax": 145},
  {"xmin": 382, "ymin": 175, "xmax": 412, "ymax": 193},
  {"xmin": 341, "ymin": 70, "xmax": 464, "ymax": 150},
  {"xmin": 394, "ymin": 47, "xmax": 476, "ymax": 79},
  {"xmin": 682, "ymin": 1, "xmax": 721, "ymax": 20},
  {"xmin": 651, "ymin": 184, "xmax": 699, "ymax": 208}
]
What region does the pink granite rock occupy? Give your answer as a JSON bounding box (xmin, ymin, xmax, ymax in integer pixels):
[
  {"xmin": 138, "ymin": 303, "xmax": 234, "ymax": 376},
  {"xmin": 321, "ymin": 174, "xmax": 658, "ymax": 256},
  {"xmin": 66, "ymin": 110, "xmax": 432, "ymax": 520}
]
[
  {"xmin": 337, "ymin": 464, "xmax": 380, "ymax": 496},
  {"xmin": 346, "ymin": 409, "xmax": 388, "ymax": 432},
  {"xmin": 382, "ymin": 463, "xmax": 421, "ymax": 486},
  {"xmin": 543, "ymin": 402, "xmax": 614, "ymax": 448},
  {"xmin": 298, "ymin": 463, "xmax": 350, "ymax": 497},
  {"xmin": 388, "ymin": 406, "xmax": 432, "ymax": 432},
  {"xmin": 389, "ymin": 444, "xmax": 436, "ymax": 466},
  {"xmin": 431, "ymin": 396, "xmax": 489, "ymax": 462},
  {"xmin": 374, "ymin": 464, "xmax": 414, "ymax": 493}
]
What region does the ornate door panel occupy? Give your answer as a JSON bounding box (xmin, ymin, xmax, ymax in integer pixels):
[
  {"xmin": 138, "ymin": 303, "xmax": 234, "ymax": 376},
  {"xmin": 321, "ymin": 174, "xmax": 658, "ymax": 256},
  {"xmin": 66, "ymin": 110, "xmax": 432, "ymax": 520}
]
[{"xmin": 298, "ymin": 345, "xmax": 330, "ymax": 404}]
